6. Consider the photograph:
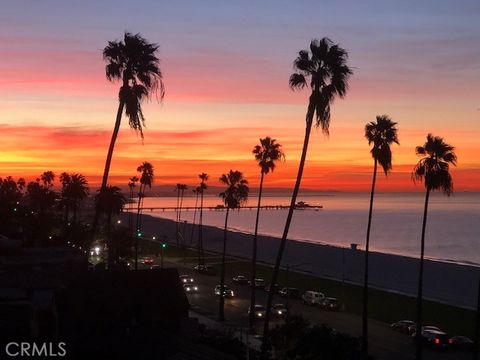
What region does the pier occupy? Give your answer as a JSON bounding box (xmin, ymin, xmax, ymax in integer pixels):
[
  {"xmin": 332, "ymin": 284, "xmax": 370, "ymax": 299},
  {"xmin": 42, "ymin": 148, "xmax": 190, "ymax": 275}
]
[{"xmin": 132, "ymin": 204, "xmax": 323, "ymax": 212}]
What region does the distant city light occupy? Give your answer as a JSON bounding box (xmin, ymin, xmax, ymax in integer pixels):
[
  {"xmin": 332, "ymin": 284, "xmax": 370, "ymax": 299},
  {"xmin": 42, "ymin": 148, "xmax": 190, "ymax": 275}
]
[
  {"xmin": 117, "ymin": 220, "xmax": 121, "ymax": 224},
  {"xmin": 152, "ymin": 236, "xmax": 156, "ymax": 240},
  {"xmin": 94, "ymin": 246, "xmax": 101, "ymax": 256}
]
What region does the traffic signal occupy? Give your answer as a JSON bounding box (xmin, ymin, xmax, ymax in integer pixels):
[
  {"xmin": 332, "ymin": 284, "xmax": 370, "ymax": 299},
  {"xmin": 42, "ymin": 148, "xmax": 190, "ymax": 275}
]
[{"xmin": 161, "ymin": 243, "xmax": 167, "ymax": 249}]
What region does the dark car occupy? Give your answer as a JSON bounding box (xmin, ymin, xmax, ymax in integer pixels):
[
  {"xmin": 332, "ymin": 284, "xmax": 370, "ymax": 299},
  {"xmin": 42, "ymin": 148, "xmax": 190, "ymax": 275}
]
[
  {"xmin": 193, "ymin": 264, "xmax": 217, "ymax": 276},
  {"xmin": 271, "ymin": 304, "xmax": 288, "ymax": 317},
  {"xmin": 214, "ymin": 285, "xmax": 234, "ymax": 298},
  {"xmin": 248, "ymin": 305, "xmax": 266, "ymax": 319},
  {"xmin": 179, "ymin": 275, "xmax": 195, "ymax": 283},
  {"xmin": 232, "ymin": 275, "xmax": 249, "ymax": 285},
  {"xmin": 248, "ymin": 278, "xmax": 266, "ymax": 289},
  {"xmin": 408, "ymin": 324, "xmax": 442, "ymax": 336},
  {"xmin": 142, "ymin": 256, "xmax": 154, "ymax": 265},
  {"xmin": 391, "ymin": 320, "xmax": 415, "ymax": 334},
  {"xmin": 266, "ymin": 283, "xmax": 280, "ymax": 293},
  {"xmin": 321, "ymin": 297, "xmax": 339, "ymax": 311},
  {"xmin": 414, "ymin": 329, "xmax": 449, "ymax": 349},
  {"xmin": 448, "ymin": 336, "xmax": 474, "ymax": 351},
  {"xmin": 279, "ymin": 287, "xmax": 300, "ymax": 299},
  {"xmin": 183, "ymin": 283, "xmax": 199, "ymax": 294}
]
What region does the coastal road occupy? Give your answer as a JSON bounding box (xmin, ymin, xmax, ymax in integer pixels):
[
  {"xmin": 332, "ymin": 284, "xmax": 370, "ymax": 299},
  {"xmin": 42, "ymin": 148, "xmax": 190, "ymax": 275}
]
[{"xmin": 153, "ymin": 258, "xmax": 472, "ymax": 360}]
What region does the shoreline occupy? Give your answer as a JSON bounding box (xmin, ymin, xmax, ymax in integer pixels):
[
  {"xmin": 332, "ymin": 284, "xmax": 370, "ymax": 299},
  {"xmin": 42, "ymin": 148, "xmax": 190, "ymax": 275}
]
[{"xmin": 129, "ymin": 213, "xmax": 480, "ymax": 309}]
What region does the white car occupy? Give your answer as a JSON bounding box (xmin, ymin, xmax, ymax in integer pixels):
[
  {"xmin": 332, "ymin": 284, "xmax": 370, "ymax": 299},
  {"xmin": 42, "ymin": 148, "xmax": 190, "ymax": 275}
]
[{"xmin": 302, "ymin": 290, "xmax": 325, "ymax": 306}]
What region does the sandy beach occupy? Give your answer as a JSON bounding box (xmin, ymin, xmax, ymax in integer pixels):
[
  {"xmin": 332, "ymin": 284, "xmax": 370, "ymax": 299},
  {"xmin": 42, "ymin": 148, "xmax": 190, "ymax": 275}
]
[{"xmin": 132, "ymin": 213, "xmax": 480, "ymax": 309}]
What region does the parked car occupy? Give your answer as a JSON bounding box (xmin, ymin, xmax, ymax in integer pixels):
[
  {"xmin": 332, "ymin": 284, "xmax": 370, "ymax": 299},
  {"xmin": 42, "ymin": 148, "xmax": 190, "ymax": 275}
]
[
  {"xmin": 301, "ymin": 290, "xmax": 325, "ymax": 305},
  {"xmin": 415, "ymin": 329, "xmax": 449, "ymax": 349},
  {"xmin": 321, "ymin": 297, "xmax": 339, "ymax": 311},
  {"xmin": 232, "ymin": 275, "xmax": 249, "ymax": 285},
  {"xmin": 448, "ymin": 336, "xmax": 474, "ymax": 351},
  {"xmin": 249, "ymin": 278, "xmax": 266, "ymax": 289},
  {"xmin": 179, "ymin": 275, "xmax": 195, "ymax": 283},
  {"xmin": 279, "ymin": 287, "xmax": 301, "ymax": 299},
  {"xmin": 271, "ymin": 304, "xmax": 288, "ymax": 317},
  {"xmin": 142, "ymin": 256, "xmax": 154, "ymax": 265},
  {"xmin": 183, "ymin": 283, "xmax": 199, "ymax": 293},
  {"xmin": 193, "ymin": 264, "xmax": 217, "ymax": 275},
  {"xmin": 266, "ymin": 283, "xmax": 280, "ymax": 293},
  {"xmin": 391, "ymin": 320, "xmax": 415, "ymax": 334},
  {"xmin": 408, "ymin": 324, "xmax": 442, "ymax": 336},
  {"xmin": 214, "ymin": 285, "xmax": 234, "ymax": 298},
  {"xmin": 248, "ymin": 305, "xmax": 266, "ymax": 319}
]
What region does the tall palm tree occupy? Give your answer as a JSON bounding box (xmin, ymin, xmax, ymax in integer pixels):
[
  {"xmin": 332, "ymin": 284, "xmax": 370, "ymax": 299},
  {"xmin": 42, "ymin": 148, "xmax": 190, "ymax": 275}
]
[
  {"xmin": 218, "ymin": 170, "xmax": 249, "ymax": 321},
  {"xmin": 189, "ymin": 186, "xmax": 201, "ymax": 246},
  {"xmin": 134, "ymin": 161, "xmax": 155, "ymax": 270},
  {"xmin": 94, "ymin": 185, "xmax": 126, "ymax": 265},
  {"xmin": 92, "ymin": 32, "xmax": 164, "ymax": 238},
  {"xmin": 361, "ymin": 115, "xmax": 399, "ymax": 358},
  {"xmin": 100, "ymin": 32, "xmax": 164, "ymax": 191},
  {"xmin": 412, "ymin": 134, "xmax": 456, "ymax": 360},
  {"xmin": 262, "ymin": 38, "xmax": 352, "ymax": 355},
  {"xmin": 178, "ymin": 183, "xmax": 188, "ymax": 246},
  {"xmin": 249, "ymin": 137, "xmax": 284, "ymax": 332},
  {"xmin": 197, "ymin": 173, "xmax": 208, "ymax": 265},
  {"xmin": 174, "ymin": 183, "xmax": 188, "ymax": 246},
  {"xmin": 128, "ymin": 176, "xmax": 139, "ymax": 232}
]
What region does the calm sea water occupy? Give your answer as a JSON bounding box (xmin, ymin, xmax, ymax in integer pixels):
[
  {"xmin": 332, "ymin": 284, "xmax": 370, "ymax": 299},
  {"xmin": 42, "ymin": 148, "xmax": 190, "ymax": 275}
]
[{"xmin": 135, "ymin": 192, "xmax": 480, "ymax": 266}]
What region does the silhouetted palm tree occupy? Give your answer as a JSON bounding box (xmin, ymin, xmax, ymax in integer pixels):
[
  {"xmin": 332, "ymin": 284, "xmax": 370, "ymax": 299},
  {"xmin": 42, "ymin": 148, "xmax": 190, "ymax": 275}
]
[
  {"xmin": 218, "ymin": 170, "xmax": 249, "ymax": 321},
  {"xmin": 412, "ymin": 134, "xmax": 456, "ymax": 360},
  {"xmin": 262, "ymin": 38, "xmax": 352, "ymax": 355},
  {"xmin": 197, "ymin": 173, "xmax": 208, "ymax": 265},
  {"xmin": 94, "ymin": 185, "xmax": 126, "ymax": 264},
  {"xmin": 67, "ymin": 174, "xmax": 89, "ymax": 224},
  {"xmin": 189, "ymin": 186, "xmax": 201, "ymax": 246},
  {"xmin": 135, "ymin": 161, "xmax": 154, "ymax": 270},
  {"xmin": 40, "ymin": 171, "xmax": 55, "ymax": 188},
  {"xmin": 361, "ymin": 115, "xmax": 399, "ymax": 358},
  {"xmin": 128, "ymin": 176, "xmax": 139, "ymax": 232},
  {"xmin": 92, "ymin": 32, "xmax": 164, "ymax": 238},
  {"xmin": 100, "ymin": 32, "xmax": 164, "ymax": 191},
  {"xmin": 249, "ymin": 137, "xmax": 284, "ymax": 332},
  {"xmin": 178, "ymin": 184, "xmax": 188, "ymax": 246}
]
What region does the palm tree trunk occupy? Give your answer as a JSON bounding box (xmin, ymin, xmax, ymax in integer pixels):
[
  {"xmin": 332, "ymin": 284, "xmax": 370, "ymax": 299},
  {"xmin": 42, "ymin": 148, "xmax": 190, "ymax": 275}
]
[
  {"xmin": 134, "ymin": 184, "xmax": 144, "ymax": 270},
  {"xmin": 198, "ymin": 191, "xmax": 205, "ymax": 265},
  {"xmin": 176, "ymin": 188, "xmax": 180, "ymax": 246},
  {"xmin": 219, "ymin": 207, "xmax": 230, "ymax": 321},
  {"xmin": 128, "ymin": 188, "xmax": 133, "ymax": 232},
  {"xmin": 261, "ymin": 96, "xmax": 316, "ymax": 356},
  {"xmin": 415, "ymin": 187, "xmax": 431, "ymax": 360},
  {"xmin": 362, "ymin": 158, "xmax": 378, "ymax": 359},
  {"xmin": 190, "ymin": 193, "xmax": 199, "ymax": 246},
  {"xmin": 249, "ymin": 171, "xmax": 265, "ymax": 332},
  {"xmin": 91, "ymin": 99, "xmax": 125, "ymax": 239},
  {"xmin": 107, "ymin": 212, "xmax": 113, "ymax": 267}
]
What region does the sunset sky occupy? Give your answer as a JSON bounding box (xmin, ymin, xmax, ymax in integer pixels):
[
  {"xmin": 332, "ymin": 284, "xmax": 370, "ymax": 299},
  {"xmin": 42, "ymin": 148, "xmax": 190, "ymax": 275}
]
[{"xmin": 1, "ymin": 1, "xmax": 479, "ymax": 192}]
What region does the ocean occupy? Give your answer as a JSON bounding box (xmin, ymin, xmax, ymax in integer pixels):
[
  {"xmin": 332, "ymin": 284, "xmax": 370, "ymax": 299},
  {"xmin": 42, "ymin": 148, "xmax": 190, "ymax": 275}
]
[{"xmin": 134, "ymin": 192, "xmax": 480, "ymax": 266}]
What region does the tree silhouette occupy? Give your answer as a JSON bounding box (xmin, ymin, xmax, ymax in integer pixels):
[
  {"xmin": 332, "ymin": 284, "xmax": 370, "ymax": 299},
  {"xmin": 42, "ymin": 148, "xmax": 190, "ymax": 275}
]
[
  {"xmin": 262, "ymin": 38, "xmax": 352, "ymax": 355},
  {"xmin": 95, "ymin": 185, "xmax": 126, "ymax": 265},
  {"xmin": 128, "ymin": 176, "xmax": 139, "ymax": 232},
  {"xmin": 218, "ymin": 170, "xmax": 249, "ymax": 321},
  {"xmin": 92, "ymin": 32, "xmax": 164, "ymax": 239},
  {"xmin": 249, "ymin": 137, "xmax": 284, "ymax": 332},
  {"xmin": 412, "ymin": 134, "xmax": 456, "ymax": 360},
  {"xmin": 362, "ymin": 115, "xmax": 399, "ymax": 358},
  {"xmin": 197, "ymin": 173, "xmax": 208, "ymax": 265},
  {"xmin": 134, "ymin": 161, "xmax": 154, "ymax": 269}
]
